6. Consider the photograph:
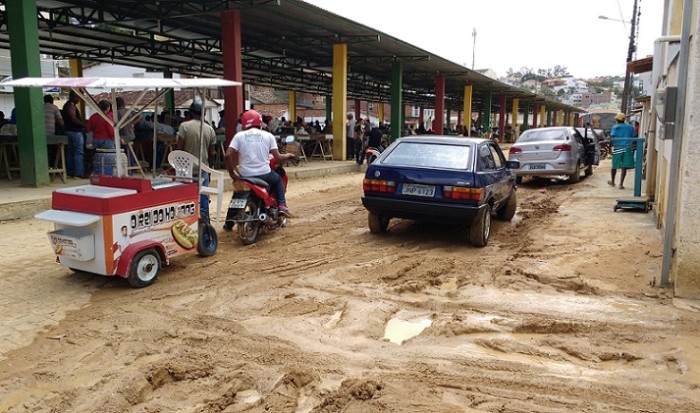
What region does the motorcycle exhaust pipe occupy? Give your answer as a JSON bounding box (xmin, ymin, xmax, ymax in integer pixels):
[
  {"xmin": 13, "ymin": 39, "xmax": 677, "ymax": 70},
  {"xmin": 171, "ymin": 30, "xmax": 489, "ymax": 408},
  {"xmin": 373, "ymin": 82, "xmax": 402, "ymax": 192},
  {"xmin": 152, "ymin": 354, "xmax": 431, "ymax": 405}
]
[{"xmin": 259, "ymin": 213, "xmax": 274, "ymax": 225}]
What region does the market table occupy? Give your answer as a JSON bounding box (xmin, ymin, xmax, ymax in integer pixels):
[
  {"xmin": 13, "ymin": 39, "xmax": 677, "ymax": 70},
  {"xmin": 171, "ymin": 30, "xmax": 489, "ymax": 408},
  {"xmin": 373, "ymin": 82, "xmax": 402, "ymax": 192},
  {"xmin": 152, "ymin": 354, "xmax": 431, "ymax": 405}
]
[{"xmin": 0, "ymin": 135, "xmax": 68, "ymax": 182}]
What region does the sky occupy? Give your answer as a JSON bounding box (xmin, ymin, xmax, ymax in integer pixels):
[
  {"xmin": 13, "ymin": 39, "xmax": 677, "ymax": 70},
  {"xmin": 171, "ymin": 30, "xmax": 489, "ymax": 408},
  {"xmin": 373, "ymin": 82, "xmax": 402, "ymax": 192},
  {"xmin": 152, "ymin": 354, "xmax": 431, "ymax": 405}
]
[{"xmin": 303, "ymin": 0, "xmax": 664, "ymax": 79}]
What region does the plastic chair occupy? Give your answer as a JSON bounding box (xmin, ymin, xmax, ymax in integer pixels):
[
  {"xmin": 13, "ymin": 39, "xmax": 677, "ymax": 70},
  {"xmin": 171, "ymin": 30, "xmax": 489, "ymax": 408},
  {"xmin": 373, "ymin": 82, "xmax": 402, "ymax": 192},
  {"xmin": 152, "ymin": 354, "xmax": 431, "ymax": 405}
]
[{"xmin": 168, "ymin": 150, "xmax": 225, "ymax": 228}]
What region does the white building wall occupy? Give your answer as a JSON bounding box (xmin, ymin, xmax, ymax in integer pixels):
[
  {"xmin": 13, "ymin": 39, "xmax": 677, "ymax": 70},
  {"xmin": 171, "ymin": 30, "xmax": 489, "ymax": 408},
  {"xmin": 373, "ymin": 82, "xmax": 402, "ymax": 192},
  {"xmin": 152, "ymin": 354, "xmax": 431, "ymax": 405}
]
[{"xmin": 672, "ymin": 3, "xmax": 700, "ymax": 298}]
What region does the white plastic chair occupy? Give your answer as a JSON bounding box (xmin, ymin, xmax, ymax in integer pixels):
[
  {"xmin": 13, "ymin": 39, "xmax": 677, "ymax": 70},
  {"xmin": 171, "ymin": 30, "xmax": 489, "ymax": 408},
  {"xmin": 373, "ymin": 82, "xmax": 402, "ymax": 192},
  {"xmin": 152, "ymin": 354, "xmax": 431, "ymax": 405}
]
[{"xmin": 168, "ymin": 150, "xmax": 224, "ymax": 228}]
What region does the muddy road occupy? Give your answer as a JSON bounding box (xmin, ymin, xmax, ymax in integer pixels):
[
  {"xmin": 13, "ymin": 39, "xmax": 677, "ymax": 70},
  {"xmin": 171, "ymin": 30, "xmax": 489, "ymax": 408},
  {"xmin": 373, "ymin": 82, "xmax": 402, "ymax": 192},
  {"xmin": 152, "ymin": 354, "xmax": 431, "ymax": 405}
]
[{"xmin": 1, "ymin": 166, "xmax": 699, "ymax": 413}]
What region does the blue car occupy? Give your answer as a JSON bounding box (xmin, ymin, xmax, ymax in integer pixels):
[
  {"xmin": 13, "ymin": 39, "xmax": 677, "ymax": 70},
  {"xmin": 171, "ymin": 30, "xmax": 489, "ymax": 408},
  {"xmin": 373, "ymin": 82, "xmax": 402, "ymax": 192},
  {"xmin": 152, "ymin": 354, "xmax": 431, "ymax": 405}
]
[{"xmin": 361, "ymin": 136, "xmax": 519, "ymax": 247}]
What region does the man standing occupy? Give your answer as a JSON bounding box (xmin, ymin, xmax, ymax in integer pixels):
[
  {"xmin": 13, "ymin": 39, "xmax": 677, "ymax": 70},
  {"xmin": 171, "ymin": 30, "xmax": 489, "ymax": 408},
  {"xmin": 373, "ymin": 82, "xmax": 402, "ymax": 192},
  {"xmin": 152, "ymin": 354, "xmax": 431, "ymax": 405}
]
[
  {"xmin": 224, "ymin": 109, "xmax": 295, "ymax": 227},
  {"xmin": 62, "ymin": 90, "xmax": 86, "ymax": 178},
  {"xmin": 43, "ymin": 95, "xmax": 64, "ymax": 136},
  {"xmin": 608, "ymin": 112, "xmax": 636, "ymax": 190},
  {"xmin": 116, "ymin": 97, "xmax": 140, "ymax": 144},
  {"xmin": 176, "ymin": 100, "xmax": 216, "ymax": 223},
  {"xmin": 345, "ymin": 113, "xmax": 356, "ymax": 160}
]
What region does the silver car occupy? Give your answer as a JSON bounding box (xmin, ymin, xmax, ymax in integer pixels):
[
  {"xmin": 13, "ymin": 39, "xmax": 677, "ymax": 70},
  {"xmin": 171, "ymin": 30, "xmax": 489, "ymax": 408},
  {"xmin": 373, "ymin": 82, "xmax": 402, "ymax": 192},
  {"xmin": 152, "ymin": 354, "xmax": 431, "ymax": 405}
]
[{"xmin": 508, "ymin": 126, "xmax": 599, "ymax": 184}]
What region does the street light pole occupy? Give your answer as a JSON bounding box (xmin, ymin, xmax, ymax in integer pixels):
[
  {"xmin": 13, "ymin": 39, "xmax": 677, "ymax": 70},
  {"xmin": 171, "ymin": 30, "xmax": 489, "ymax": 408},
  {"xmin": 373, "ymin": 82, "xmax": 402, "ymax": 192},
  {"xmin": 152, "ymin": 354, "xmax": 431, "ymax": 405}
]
[
  {"xmin": 472, "ymin": 28, "xmax": 476, "ymax": 70},
  {"xmin": 620, "ymin": 0, "xmax": 638, "ymax": 114}
]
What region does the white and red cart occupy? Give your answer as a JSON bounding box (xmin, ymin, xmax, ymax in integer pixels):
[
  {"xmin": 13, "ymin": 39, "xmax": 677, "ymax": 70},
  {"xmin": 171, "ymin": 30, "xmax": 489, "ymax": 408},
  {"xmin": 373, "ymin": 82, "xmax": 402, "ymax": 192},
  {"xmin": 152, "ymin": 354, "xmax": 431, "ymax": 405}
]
[{"xmin": 7, "ymin": 77, "xmax": 239, "ymax": 287}]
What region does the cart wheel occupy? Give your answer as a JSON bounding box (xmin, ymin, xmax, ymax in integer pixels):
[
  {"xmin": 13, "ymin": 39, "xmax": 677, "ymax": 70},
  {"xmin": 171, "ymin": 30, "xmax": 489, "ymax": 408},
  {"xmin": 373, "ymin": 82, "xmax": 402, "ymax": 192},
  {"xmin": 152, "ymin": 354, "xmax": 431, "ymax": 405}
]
[
  {"xmin": 197, "ymin": 221, "xmax": 218, "ymax": 257},
  {"xmin": 127, "ymin": 248, "xmax": 161, "ymax": 288}
]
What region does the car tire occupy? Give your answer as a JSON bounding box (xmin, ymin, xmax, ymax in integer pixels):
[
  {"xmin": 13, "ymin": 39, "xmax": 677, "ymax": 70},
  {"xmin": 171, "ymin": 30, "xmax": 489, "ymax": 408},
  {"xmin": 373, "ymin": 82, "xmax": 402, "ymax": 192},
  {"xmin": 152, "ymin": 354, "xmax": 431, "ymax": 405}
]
[
  {"xmin": 569, "ymin": 162, "xmax": 581, "ymax": 183},
  {"xmin": 368, "ymin": 212, "xmax": 390, "ymax": 234},
  {"xmin": 585, "ymin": 163, "xmax": 593, "ymax": 176},
  {"xmin": 496, "ymin": 191, "xmax": 517, "ymax": 221},
  {"xmin": 516, "ymin": 176, "xmax": 523, "ymax": 185},
  {"xmin": 469, "ymin": 205, "xmax": 491, "ymax": 247}
]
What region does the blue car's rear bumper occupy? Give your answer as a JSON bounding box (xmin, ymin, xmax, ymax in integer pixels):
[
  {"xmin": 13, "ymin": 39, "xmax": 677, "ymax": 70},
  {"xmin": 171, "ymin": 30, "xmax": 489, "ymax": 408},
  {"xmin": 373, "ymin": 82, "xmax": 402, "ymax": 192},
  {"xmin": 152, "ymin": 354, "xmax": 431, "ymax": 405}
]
[{"xmin": 362, "ymin": 195, "xmax": 482, "ymax": 224}]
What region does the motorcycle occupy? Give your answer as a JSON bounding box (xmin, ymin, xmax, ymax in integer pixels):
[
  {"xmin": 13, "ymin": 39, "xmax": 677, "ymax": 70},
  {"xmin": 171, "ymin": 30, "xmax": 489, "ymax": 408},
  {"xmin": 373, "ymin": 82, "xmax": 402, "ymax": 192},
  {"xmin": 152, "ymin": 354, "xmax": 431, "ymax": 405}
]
[
  {"xmin": 224, "ymin": 157, "xmax": 289, "ymax": 245},
  {"xmin": 364, "ymin": 146, "xmax": 382, "ymax": 165},
  {"xmin": 599, "ymin": 139, "xmax": 612, "ymax": 159}
]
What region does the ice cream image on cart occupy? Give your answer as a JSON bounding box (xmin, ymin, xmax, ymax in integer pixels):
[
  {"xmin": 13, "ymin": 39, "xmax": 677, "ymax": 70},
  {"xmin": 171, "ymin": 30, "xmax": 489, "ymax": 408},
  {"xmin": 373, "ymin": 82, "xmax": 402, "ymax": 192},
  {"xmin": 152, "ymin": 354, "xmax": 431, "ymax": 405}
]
[{"xmin": 5, "ymin": 77, "xmax": 240, "ymax": 287}]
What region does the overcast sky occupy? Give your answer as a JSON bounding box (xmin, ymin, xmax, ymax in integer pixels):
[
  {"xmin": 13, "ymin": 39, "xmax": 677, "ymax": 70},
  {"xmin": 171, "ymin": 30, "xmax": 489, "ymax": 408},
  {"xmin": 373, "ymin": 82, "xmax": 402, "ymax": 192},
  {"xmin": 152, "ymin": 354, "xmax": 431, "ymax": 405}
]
[{"xmin": 303, "ymin": 0, "xmax": 663, "ymax": 79}]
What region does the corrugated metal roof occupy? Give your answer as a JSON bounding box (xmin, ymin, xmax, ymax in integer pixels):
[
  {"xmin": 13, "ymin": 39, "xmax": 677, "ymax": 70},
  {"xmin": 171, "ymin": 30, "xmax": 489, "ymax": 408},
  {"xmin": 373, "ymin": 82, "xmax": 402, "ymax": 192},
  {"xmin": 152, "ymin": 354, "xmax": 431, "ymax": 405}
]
[{"xmin": 0, "ymin": 0, "xmax": 581, "ymax": 114}]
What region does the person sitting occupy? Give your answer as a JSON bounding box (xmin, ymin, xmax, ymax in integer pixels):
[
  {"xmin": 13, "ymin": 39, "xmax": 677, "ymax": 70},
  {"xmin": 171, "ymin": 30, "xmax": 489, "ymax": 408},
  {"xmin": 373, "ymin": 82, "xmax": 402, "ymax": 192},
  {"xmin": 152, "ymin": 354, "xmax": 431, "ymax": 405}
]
[
  {"xmin": 43, "ymin": 95, "xmax": 64, "ymax": 136},
  {"xmin": 225, "ymin": 109, "xmax": 296, "ymax": 222}
]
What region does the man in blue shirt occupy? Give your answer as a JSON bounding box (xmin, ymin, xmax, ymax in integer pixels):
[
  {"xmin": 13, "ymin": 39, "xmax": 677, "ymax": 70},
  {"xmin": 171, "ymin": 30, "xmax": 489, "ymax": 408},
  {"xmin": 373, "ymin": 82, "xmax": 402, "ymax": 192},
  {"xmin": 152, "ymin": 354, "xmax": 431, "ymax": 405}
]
[{"xmin": 608, "ymin": 113, "xmax": 636, "ymax": 189}]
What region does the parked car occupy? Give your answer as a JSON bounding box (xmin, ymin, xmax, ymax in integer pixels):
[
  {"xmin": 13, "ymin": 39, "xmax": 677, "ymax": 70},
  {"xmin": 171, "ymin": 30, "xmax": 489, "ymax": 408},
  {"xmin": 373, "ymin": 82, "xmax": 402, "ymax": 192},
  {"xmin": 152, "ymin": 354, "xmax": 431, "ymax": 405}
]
[
  {"xmin": 361, "ymin": 136, "xmax": 520, "ymax": 247},
  {"xmin": 508, "ymin": 126, "xmax": 599, "ymax": 184}
]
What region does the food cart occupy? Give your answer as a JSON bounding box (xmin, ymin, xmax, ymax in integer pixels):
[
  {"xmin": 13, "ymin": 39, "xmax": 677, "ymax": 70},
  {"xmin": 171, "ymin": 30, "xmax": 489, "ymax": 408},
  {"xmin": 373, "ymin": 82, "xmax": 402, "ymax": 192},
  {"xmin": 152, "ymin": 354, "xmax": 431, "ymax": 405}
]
[{"xmin": 6, "ymin": 77, "xmax": 240, "ymax": 287}]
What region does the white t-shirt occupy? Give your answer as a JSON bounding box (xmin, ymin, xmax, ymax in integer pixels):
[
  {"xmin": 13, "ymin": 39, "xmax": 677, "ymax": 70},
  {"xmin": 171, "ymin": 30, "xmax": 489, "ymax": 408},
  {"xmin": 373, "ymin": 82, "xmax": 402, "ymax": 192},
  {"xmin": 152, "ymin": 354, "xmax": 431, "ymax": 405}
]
[{"xmin": 230, "ymin": 128, "xmax": 277, "ymax": 177}]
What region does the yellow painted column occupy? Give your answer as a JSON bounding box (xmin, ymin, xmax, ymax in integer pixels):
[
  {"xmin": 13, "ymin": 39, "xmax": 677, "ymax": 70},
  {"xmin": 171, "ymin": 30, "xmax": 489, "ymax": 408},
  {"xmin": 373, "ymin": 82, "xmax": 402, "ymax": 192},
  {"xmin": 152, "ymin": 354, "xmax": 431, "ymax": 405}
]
[
  {"xmin": 558, "ymin": 111, "xmax": 564, "ymax": 127},
  {"xmin": 69, "ymin": 58, "xmax": 85, "ymax": 121},
  {"xmin": 378, "ymin": 103, "xmax": 385, "ymax": 124},
  {"xmin": 463, "ymin": 85, "xmax": 473, "ymax": 135},
  {"xmin": 288, "ymin": 90, "xmax": 296, "ymax": 124},
  {"xmin": 511, "ymin": 98, "xmax": 519, "ymax": 129},
  {"xmin": 539, "ymin": 105, "xmax": 546, "ymax": 127},
  {"xmin": 332, "ymin": 43, "xmax": 348, "ymax": 160}
]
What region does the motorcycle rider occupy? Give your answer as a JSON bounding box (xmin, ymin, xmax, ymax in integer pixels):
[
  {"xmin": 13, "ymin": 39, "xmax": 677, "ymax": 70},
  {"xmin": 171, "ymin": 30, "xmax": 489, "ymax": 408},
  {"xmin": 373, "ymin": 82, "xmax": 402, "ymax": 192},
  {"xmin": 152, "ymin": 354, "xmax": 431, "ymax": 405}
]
[{"xmin": 224, "ymin": 110, "xmax": 296, "ymax": 223}]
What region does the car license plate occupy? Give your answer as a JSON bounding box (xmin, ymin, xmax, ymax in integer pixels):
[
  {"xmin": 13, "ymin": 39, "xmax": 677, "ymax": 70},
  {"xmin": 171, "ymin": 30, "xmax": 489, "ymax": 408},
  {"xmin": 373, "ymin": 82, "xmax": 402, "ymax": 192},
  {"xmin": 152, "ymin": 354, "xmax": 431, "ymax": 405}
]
[
  {"xmin": 402, "ymin": 183, "xmax": 436, "ymax": 197},
  {"xmin": 228, "ymin": 198, "xmax": 247, "ymax": 209},
  {"xmin": 529, "ymin": 164, "xmax": 546, "ymax": 170}
]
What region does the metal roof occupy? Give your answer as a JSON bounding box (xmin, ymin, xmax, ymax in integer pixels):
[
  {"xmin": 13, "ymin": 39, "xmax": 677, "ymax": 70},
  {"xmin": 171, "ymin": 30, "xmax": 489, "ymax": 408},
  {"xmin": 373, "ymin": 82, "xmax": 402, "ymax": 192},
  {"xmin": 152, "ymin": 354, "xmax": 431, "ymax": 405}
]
[{"xmin": 0, "ymin": 0, "xmax": 581, "ymax": 114}]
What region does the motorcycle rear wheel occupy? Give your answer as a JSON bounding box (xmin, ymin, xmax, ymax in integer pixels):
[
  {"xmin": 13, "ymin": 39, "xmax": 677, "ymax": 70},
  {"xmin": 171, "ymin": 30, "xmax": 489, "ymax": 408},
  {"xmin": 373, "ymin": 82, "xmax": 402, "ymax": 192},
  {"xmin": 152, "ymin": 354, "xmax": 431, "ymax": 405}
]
[{"xmin": 238, "ymin": 199, "xmax": 261, "ymax": 245}]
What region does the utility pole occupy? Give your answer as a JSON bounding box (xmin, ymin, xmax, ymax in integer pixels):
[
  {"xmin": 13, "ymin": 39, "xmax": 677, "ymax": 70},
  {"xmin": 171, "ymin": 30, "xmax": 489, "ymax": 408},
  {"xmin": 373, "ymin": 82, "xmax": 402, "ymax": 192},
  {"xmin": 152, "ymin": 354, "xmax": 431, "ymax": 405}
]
[
  {"xmin": 620, "ymin": 0, "xmax": 638, "ymax": 114},
  {"xmin": 471, "ymin": 28, "xmax": 476, "ymax": 70}
]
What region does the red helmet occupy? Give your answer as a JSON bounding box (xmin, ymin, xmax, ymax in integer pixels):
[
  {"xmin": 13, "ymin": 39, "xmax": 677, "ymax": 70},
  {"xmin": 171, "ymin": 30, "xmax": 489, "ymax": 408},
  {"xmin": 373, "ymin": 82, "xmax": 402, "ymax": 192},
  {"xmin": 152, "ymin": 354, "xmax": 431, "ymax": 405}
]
[{"xmin": 241, "ymin": 110, "xmax": 263, "ymax": 129}]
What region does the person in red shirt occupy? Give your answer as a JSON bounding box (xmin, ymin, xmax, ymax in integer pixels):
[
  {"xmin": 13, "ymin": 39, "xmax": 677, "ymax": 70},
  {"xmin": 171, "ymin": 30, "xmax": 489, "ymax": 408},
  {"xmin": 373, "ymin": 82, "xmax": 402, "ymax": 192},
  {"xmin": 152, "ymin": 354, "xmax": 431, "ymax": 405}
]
[{"xmin": 86, "ymin": 100, "xmax": 115, "ymax": 149}]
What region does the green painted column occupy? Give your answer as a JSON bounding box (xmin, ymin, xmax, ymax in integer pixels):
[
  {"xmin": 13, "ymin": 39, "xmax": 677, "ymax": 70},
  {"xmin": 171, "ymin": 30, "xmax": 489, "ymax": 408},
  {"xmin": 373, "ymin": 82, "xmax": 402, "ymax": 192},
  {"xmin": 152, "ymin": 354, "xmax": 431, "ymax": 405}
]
[
  {"xmin": 390, "ymin": 61, "xmax": 403, "ymax": 141},
  {"xmin": 8, "ymin": 0, "xmax": 49, "ymax": 186},
  {"xmin": 546, "ymin": 108, "xmax": 552, "ymax": 126},
  {"xmin": 325, "ymin": 95, "xmax": 332, "ymax": 126},
  {"xmin": 522, "ymin": 102, "xmax": 530, "ymax": 131},
  {"xmin": 164, "ymin": 70, "xmax": 175, "ymax": 115},
  {"xmin": 446, "ymin": 109, "xmax": 451, "ymax": 131},
  {"xmin": 482, "ymin": 92, "xmax": 492, "ymax": 134}
]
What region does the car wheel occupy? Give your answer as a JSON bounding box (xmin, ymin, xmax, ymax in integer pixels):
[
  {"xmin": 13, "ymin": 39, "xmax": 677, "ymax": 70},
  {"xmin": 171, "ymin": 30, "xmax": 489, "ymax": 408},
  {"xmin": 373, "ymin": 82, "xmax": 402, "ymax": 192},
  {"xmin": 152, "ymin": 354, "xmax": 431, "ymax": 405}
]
[
  {"xmin": 569, "ymin": 162, "xmax": 581, "ymax": 183},
  {"xmin": 368, "ymin": 212, "xmax": 390, "ymax": 234},
  {"xmin": 496, "ymin": 191, "xmax": 517, "ymax": 221},
  {"xmin": 469, "ymin": 205, "xmax": 491, "ymax": 247},
  {"xmin": 515, "ymin": 176, "xmax": 523, "ymax": 185},
  {"xmin": 585, "ymin": 163, "xmax": 593, "ymax": 176},
  {"xmin": 127, "ymin": 248, "xmax": 161, "ymax": 288}
]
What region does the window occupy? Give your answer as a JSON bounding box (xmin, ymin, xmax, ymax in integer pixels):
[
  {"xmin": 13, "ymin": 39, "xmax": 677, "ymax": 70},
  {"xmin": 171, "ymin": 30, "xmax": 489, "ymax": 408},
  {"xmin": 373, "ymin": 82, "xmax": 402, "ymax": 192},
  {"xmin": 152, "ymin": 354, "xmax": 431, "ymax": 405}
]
[
  {"xmin": 383, "ymin": 142, "xmax": 471, "ymax": 170},
  {"xmin": 478, "ymin": 144, "xmax": 496, "ymax": 171},
  {"xmin": 488, "ymin": 145, "xmax": 504, "ymax": 168}
]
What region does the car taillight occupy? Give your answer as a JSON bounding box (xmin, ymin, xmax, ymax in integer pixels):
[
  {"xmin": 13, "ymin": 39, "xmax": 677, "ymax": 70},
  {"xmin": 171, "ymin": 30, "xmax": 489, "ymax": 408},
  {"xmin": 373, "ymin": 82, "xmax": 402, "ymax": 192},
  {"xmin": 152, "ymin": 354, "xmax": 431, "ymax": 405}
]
[
  {"xmin": 443, "ymin": 186, "xmax": 482, "ymax": 201},
  {"xmin": 553, "ymin": 144, "xmax": 572, "ymax": 151},
  {"xmin": 509, "ymin": 147, "xmax": 522, "ymax": 155},
  {"xmin": 363, "ymin": 178, "xmax": 396, "ymax": 193}
]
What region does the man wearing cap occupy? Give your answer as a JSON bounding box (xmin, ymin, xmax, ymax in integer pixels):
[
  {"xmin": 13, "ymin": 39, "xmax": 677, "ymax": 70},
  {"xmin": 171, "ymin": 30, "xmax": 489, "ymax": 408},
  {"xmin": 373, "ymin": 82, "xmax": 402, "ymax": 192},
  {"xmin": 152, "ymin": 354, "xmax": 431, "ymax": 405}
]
[{"xmin": 608, "ymin": 113, "xmax": 636, "ymax": 189}]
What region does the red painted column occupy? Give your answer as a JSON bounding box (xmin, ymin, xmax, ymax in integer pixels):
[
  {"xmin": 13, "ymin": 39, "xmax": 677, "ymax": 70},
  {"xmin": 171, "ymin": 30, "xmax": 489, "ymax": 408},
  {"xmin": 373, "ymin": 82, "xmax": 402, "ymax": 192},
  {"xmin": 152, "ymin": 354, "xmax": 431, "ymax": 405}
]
[
  {"xmin": 354, "ymin": 99, "xmax": 361, "ymax": 122},
  {"xmin": 434, "ymin": 75, "xmax": 445, "ymax": 135},
  {"xmin": 553, "ymin": 110, "xmax": 559, "ymax": 126},
  {"xmin": 419, "ymin": 107, "xmax": 424, "ymax": 129},
  {"xmin": 457, "ymin": 110, "xmax": 462, "ymax": 128},
  {"xmin": 498, "ymin": 95, "xmax": 506, "ymax": 142},
  {"xmin": 222, "ymin": 10, "xmax": 244, "ymax": 147},
  {"xmin": 532, "ymin": 102, "xmax": 539, "ymax": 128}
]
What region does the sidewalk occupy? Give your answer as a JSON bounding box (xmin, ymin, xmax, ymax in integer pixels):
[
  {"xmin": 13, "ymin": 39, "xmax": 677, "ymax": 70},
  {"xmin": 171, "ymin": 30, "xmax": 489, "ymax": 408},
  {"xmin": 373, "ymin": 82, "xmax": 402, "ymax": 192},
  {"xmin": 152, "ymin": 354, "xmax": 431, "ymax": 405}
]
[{"xmin": 0, "ymin": 160, "xmax": 362, "ymax": 221}]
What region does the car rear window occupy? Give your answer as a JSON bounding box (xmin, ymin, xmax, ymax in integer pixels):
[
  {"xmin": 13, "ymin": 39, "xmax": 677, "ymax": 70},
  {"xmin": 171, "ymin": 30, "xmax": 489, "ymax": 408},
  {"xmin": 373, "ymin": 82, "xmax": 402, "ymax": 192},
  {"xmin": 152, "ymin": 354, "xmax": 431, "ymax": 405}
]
[
  {"xmin": 517, "ymin": 129, "xmax": 567, "ymax": 143},
  {"xmin": 382, "ymin": 142, "xmax": 471, "ymax": 169}
]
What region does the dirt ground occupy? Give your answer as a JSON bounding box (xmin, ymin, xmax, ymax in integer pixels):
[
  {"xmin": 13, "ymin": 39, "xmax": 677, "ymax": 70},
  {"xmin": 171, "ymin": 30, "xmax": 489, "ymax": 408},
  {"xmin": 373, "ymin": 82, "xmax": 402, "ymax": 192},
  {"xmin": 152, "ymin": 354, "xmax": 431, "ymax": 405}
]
[{"xmin": 1, "ymin": 163, "xmax": 700, "ymax": 413}]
